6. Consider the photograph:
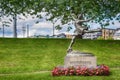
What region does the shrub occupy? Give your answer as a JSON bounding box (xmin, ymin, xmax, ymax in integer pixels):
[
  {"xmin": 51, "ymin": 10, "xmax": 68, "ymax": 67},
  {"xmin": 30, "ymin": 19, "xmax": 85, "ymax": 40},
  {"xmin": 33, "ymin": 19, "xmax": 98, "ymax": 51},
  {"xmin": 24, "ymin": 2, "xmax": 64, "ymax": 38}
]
[
  {"xmin": 97, "ymin": 36, "xmax": 113, "ymax": 40},
  {"xmin": 52, "ymin": 64, "xmax": 110, "ymax": 76}
]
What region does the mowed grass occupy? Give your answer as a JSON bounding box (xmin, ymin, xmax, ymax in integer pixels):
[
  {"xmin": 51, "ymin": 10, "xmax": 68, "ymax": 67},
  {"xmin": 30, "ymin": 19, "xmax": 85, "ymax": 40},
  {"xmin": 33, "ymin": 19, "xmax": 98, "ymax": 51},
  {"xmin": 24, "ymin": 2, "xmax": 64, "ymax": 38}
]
[
  {"xmin": 0, "ymin": 68, "xmax": 120, "ymax": 80},
  {"xmin": 0, "ymin": 38, "xmax": 69, "ymax": 74},
  {"xmin": 0, "ymin": 38, "xmax": 120, "ymax": 80}
]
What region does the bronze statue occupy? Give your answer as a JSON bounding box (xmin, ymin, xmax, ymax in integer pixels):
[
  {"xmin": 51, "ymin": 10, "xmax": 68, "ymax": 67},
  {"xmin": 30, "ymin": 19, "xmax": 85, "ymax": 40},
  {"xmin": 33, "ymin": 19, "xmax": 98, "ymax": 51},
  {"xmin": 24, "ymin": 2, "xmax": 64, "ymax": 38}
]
[{"xmin": 67, "ymin": 13, "xmax": 94, "ymax": 53}]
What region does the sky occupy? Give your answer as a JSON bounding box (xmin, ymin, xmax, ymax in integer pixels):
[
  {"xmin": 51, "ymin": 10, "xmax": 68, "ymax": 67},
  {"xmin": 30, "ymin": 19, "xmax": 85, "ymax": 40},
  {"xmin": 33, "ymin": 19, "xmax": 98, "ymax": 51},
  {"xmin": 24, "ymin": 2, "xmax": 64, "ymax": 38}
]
[
  {"xmin": 0, "ymin": 14, "xmax": 75, "ymax": 38},
  {"xmin": 0, "ymin": 14, "xmax": 120, "ymax": 38}
]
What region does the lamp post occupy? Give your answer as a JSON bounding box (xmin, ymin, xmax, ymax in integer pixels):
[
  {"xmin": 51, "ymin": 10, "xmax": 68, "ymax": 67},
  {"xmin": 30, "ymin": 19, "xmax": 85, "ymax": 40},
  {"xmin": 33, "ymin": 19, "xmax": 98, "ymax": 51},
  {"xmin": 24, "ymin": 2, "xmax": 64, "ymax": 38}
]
[
  {"xmin": 22, "ymin": 26, "xmax": 26, "ymax": 38},
  {"xmin": 26, "ymin": 24, "xmax": 29, "ymax": 38},
  {"xmin": 53, "ymin": 22, "xmax": 55, "ymax": 36},
  {"xmin": 52, "ymin": 19, "xmax": 58, "ymax": 37},
  {"xmin": 0, "ymin": 28, "xmax": 1, "ymax": 37},
  {"xmin": 2, "ymin": 24, "xmax": 5, "ymax": 38}
]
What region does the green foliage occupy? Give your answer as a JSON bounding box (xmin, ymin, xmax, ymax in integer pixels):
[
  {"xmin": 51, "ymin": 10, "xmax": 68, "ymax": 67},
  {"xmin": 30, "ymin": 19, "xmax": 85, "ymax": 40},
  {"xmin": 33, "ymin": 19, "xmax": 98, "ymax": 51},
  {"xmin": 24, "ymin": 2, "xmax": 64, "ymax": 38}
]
[
  {"xmin": 107, "ymin": 37, "xmax": 114, "ymax": 40},
  {"xmin": 39, "ymin": 0, "xmax": 120, "ymax": 26},
  {"xmin": 97, "ymin": 36, "xmax": 114, "ymax": 40},
  {"xmin": 97, "ymin": 36, "xmax": 105, "ymax": 40},
  {"xmin": 1, "ymin": 0, "xmax": 120, "ymax": 26}
]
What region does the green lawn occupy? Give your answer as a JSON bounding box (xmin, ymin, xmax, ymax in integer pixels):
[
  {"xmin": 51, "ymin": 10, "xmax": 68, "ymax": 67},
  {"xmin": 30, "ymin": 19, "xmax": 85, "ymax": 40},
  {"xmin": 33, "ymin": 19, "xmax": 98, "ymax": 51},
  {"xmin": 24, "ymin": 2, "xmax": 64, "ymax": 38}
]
[
  {"xmin": 0, "ymin": 68, "xmax": 120, "ymax": 80},
  {"xmin": 0, "ymin": 38, "xmax": 120, "ymax": 80}
]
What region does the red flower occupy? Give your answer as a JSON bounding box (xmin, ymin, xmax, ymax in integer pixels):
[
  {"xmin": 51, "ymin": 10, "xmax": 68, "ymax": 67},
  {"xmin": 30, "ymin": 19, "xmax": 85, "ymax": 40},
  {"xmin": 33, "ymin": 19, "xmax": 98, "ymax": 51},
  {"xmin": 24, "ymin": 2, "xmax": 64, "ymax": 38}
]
[{"xmin": 51, "ymin": 64, "xmax": 110, "ymax": 76}]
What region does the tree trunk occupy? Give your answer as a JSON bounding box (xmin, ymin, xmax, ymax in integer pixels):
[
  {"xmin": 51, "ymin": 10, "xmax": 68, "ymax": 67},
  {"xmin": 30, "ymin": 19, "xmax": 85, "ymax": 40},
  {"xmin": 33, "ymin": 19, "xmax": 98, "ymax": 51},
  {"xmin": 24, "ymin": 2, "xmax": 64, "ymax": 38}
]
[{"xmin": 13, "ymin": 14, "xmax": 17, "ymax": 38}]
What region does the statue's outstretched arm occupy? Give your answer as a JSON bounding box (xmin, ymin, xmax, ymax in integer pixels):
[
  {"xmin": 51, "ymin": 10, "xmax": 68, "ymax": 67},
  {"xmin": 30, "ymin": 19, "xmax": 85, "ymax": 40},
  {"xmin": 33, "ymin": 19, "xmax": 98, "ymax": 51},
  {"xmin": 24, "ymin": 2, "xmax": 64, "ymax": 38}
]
[
  {"xmin": 70, "ymin": 13, "xmax": 78, "ymax": 21},
  {"xmin": 70, "ymin": 13, "xmax": 94, "ymax": 22},
  {"xmin": 78, "ymin": 17, "xmax": 94, "ymax": 22}
]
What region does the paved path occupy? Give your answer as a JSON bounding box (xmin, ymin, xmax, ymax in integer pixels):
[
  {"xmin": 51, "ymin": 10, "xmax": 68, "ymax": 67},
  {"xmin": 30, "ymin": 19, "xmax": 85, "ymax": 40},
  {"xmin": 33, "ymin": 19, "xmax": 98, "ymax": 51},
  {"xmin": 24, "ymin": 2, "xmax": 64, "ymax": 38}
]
[{"xmin": 0, "ymin": 71, "xmax": 50, "ymax": 76}]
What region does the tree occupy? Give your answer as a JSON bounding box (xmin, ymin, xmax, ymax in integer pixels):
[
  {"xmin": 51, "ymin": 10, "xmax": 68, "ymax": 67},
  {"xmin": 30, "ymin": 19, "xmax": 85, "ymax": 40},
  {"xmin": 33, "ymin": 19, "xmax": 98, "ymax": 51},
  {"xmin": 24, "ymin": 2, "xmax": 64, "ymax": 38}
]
[
  {"xmin": 33, "ymin": 0, "xmax": 120, "ymax": 27},
  {"xmin": 0, "ymin": 0, "xmax": 38, "ymax": 38},
  {"xmin": 30, "ymin": 0, "xmax": 120, "ymax": 52},
  {"xmin": 0, "ymin": 21, "xmax": 10, "ymax": 38},
  {"xmin": 1, "ymin": 0, "xmax": 120, "ymax": 37}
]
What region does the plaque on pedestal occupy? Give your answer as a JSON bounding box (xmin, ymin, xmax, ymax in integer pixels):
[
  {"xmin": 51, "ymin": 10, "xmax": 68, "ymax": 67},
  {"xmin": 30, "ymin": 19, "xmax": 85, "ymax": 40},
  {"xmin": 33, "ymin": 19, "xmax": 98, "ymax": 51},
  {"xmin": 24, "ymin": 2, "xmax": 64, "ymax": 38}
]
[{"xmin": 64, "ymin": 50, "xmax": 97, "ymax": 68}]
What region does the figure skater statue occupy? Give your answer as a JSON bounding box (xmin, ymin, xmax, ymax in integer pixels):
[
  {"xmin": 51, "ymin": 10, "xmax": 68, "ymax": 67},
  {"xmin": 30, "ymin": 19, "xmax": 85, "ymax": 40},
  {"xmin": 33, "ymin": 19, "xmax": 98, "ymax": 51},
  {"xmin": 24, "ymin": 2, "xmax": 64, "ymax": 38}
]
[{"xmin": 67, "ymin": 13, "xmax": 94, "ymax": 53}]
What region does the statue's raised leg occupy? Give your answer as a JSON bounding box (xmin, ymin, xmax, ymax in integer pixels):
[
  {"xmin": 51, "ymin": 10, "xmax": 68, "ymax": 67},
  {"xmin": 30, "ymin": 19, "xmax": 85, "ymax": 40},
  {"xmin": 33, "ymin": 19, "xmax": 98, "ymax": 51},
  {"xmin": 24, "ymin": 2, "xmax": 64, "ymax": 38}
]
[{"xmin": 67, "ymin": 35, "xmax": 76, "ymax": 53}]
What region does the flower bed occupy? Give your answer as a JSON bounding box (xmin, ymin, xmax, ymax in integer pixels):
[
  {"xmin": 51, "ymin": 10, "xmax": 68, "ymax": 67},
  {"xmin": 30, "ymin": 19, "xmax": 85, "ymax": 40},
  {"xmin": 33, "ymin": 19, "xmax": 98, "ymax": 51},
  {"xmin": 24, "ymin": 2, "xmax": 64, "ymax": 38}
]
[{"xmin": 52, "ymin": 64, "xmax": 110, "ymax": 76}]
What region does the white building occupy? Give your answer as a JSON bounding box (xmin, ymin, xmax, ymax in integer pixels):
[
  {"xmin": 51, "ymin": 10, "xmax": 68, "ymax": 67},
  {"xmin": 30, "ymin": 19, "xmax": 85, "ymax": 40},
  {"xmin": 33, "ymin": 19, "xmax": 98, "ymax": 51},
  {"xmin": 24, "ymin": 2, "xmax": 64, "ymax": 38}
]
[
  {"xmin": 113, "ymin": 29, "xmax": 120, "ymax": 40},
  {"xmin": 83, "ymin": 32, "xmax": 102, "ymax": 39}
]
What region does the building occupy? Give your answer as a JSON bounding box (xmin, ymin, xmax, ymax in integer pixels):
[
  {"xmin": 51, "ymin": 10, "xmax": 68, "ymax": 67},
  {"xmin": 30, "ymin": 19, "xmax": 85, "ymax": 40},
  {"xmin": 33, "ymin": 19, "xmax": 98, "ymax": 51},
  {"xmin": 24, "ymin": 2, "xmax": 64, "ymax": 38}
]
[
  {"xmin": 65, "ymin": 34, "xmax": 73, "ymax": 39},
  {"xmin": 113, "ymin": 28, "xmax": 120, "ymax": 40},
  {"xmin": 102, "ymin": 28, "xmax": 115, "ymax": 39},
  {"xmin": 57, "ymin": 33, "xmax": 74, "ymax": 39},
  {"xmin": 57, "ymin": 33, "xmax": 66, "ymax": 38},
  {"xmin": 83, "ymin": 32, "xmax": 102, "ymax": 39}
]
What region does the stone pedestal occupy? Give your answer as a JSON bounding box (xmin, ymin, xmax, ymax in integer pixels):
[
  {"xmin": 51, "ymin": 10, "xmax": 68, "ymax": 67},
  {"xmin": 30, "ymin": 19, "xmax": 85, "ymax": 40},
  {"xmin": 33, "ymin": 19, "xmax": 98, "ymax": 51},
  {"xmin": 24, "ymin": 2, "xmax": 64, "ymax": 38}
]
[{"xmin": 64, "ymin": 50, "xmax": 97, "ymax": 68}]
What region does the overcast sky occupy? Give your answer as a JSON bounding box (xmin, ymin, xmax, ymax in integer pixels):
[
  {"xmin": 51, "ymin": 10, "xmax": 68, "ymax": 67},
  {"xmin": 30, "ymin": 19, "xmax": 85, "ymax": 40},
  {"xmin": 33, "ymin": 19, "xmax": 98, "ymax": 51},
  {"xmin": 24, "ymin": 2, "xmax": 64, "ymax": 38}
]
[{"xmin": 0, "ymin": 14, "xmax": 120, "ymax": 38}]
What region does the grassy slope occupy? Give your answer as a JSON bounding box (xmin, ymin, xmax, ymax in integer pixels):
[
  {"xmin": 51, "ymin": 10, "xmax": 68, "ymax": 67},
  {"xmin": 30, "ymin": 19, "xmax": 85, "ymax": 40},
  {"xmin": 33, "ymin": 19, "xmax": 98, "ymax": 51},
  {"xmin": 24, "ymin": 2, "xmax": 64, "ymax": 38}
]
[
  {"xmin": 0, "ymin": 38, "xmax": 69, "ymax": 74},
  {"xmin": 0, "ymin": 38, "xmax": 120, "ymax": 80},
  {"xmin": 0, "ymin": 69, "xmax": 120, "ymax": 80}
]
